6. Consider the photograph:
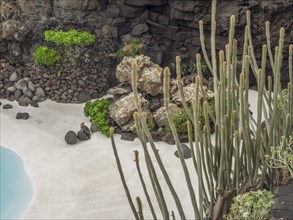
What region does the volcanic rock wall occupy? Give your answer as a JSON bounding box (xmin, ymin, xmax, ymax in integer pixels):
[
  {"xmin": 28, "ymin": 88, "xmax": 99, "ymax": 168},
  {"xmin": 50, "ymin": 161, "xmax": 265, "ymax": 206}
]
[{"xmin": 0, "ymin": 0, "xmax": 292, "ymax": 103}]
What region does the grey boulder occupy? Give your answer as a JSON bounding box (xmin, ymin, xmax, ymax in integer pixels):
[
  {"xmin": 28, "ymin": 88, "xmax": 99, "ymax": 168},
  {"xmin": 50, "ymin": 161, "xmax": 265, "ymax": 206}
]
[
  {"xmin": 18, "ymin": 96, "xmax": 32, "ymax": 106},
  {"xmin": 65, "ymin": 131, "xmax": 78, "ymax": 145},
  {"xmin": 28, "ymin": 81, "xmax": 36, "ymax": 92},
  {"xmin": 121, "ymin": 132, "xmax": 136, "ymax": 141},
  {"xmin": 7, "ymin": 86, "xmax": 16, "ymax": 93},
  {"xmin": 16, "ymin": 112, "xmax": 30, "ymax": 120},
  {"xmin": 35, "ymin": 87, "xmax": 45, "ymax": 98},
  {"xmin": 132, "ymin": 23, "xmax": 148, "ymax": 36},
  {"xmin": 3, "ymin": 104, "xmax": 13, "ymax": 109},
  {"xmin": 77, "ymin": 126, "xmax": 91, "ymax": 141},
  {"xmin": 14, "ymin": 89, "xmax": 22, "ymax": 100},
  {"xmin": 9, "ymin": 72, "xmax": 18, "ymax": 82},
  {"xmin": 15, "ymin": 79, "xmax": 28, "ymax": 91},
  {"xmin": 174, "ymin": 144, "xmax": 192, "ymax": 159},
  {"xmin": 23, "ymin": 86, "xmax": 33, "ymax": 98}
]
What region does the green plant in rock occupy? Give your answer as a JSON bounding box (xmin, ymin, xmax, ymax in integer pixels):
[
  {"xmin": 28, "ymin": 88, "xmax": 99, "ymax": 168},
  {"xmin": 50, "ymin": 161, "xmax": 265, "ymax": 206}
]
[
  {"xmin": 181, "ymin": 62, "xmax": 210, "ymax": 78},
  {"xmin": 132, "ymin": 120, "xmax": 155, "ymax": 134},
  {"xmin": 225, "ymin": 190, "xmax": 275, "ymax": 220},
  {"xmin": 44, "ymin": 29, "xmax": 96, "ymax": 46},
  {"xmin": 265, "ymin": 135, "xmax": 293, "ymax": 177},
  {"xmin": 116, "ymin": 39, "xmax": 144, "ymax": 61},
  {"xmin": 84, "ymin": 99, "xmax": 111, "ymax": 137},
  {"xmin": 165, "ymin": 98, "xmax": 216, "ymax": 135},
  {"xmin": 34, "ymin": 46, "xmax": 59, "ymax": 66}
]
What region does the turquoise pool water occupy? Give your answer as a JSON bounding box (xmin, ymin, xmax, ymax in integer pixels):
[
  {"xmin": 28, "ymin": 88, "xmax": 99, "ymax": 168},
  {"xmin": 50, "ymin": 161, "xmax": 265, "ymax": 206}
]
[{"xmin": 0, "ymin": 146, "xmax": 32, "ymax": 220}]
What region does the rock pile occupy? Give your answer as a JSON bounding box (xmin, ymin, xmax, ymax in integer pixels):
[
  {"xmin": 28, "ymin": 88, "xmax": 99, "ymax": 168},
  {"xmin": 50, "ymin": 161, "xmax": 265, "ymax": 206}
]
[
  {"xmin": 0, "ymin": 25, "xmax": 117, "ymax": 104},
  {"xmin": 4, "ymin": 74, "xmax": 45, "ymax": 106},
  {"xmin": 108, "ymin": 55, "xmax": 214, "ymax": 144},
  {"xmin": 65, "ymin": 123, "xmax": 95, "ymax": 145}
]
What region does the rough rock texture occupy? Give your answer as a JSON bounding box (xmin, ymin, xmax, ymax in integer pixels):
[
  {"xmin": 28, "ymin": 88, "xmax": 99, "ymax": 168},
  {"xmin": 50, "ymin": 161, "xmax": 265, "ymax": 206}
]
[
  {"xmin": 172, "ymin": 84, "xmax": 214, "ymax": 105},
  {"xmin": 108, "ymin": 56, "xmax": 215, "ymax": 142},
  {"xmin": 16, "ymin": 112, "xmax": 29, "ymax": 120},
  {"xmin": 116, "ymin": 55, "xmax": 163, "ymax": 96},
  {"xmin": 270, "ymin": 181, "xmax": 293, "ymax": 220},
  {"xmin": 65, "ymin": 131, "xmax": 78, "ymax": 145},
  {"xmin": 153, "ymin": 104, "xmax": 181, "ymax": 127},
  {"xmin": 3, "ymin": 103, "xmax": 12, "ymax": 109},
  {"xmin": 174, "ymin": 144, "xmax": 192, "ymax": 159},
  {"xmin": 1, "ymin": 0, "xmax": 291, "ymax": 104},
  {"xmin": 77, "ymin": 126, "xmax": 91, "ymax": 141},
  {"xmin": 109, "ymin": 92, "xmax": 151, "ymax": 131}
]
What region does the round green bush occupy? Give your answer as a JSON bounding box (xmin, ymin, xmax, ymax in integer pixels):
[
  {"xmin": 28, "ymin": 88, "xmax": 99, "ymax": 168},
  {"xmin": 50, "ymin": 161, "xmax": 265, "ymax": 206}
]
[
  {"xmin": 34, "ymin": 46, "xmax": 59, "ymax": 66},
  {"xmin": 225, "ymin": 190, "xmax": 275, "ymax": 220},
  {"xmin": 166, "ymin": 98, "xmax": 215, "ymax": 135},
  {"xmin": 84, "ymin": 99, "xmax": 111, "ymax": 137}
]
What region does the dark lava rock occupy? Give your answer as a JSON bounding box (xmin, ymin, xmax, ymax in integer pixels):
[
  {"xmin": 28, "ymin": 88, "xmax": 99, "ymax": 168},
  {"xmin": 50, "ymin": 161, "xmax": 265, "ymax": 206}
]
[
  {"xmin": 151, "ymin": 130, "xmax": 161, "ymax": 142},
  {"xmin": 14, "ymin": 89, "xmax": 22, "ymax": 100},
  {"xmin": 161, "ymin": 133, "xmax": 175, "ymax": 145},
  {"xmin": 30, "ymin": 102, "xmax": 39, "ymax": 108},
  {"xmin": 174, "ymin": 144, "xmax": 192, "ymax": 159},
  {"xmin": 65, "ymin": 131, "xmax": 78, "ymax": 145},
  {"xmin": 15, "ymin": 79, "xmax": 28, "ymax": 91},
  {"xmin": 18, "ymin": 96, "xmax": 32, "ymax": 106},
  {"xmin": 90, "ymin": 123, "xmax": 98, "ymax": 133},
  {"xmin": 77, "ymin": 125, "xmax": 91, "ymax": 141},
  {"xmin": 121, "ymin": 132, "xmax": 136, "ymax": 141},
  {"xmin": 78, "ymin": 91, "xmax": 91, "ymax": 102},
  {"xmin": 16, "ymin": 112, "xmax": 30, "ymax": 120},
  {"xmin": 270, "ymin": 181, "xmax": 293, "ymax": 220},
  {"xmin": 3, "ymin": 104, "xmax": 12, "ymax": 109}
]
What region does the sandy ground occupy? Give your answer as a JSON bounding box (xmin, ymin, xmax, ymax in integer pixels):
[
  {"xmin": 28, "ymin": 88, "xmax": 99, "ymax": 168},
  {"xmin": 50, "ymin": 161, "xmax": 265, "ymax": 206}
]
[{"xmin": 0, "ymin": 90, "xmax": 258, "ymax": 220}]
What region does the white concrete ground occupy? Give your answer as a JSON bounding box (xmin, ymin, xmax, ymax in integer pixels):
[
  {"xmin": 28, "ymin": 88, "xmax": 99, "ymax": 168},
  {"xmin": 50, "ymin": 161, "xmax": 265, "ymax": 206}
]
[
  {"xmin": 0, "ymin": 90, "xmax": 258, "ymax": 220},
  {"xmin": 0, "ymin": 99, "xmax": 198, "ymax": 220}
]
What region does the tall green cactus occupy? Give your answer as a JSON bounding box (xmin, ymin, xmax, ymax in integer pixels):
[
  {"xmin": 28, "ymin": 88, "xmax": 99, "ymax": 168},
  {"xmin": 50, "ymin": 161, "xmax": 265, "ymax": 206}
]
[{"xmin": 110, "ymin": 0, "xmax": 293, "ymax": 219}]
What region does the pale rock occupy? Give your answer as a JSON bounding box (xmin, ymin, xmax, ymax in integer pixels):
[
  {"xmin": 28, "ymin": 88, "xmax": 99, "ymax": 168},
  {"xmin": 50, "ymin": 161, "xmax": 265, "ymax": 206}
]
[
  {"xmin": 109, "ymin": 92, "xmax": 151, "ymax": 131},
  {"xmin": 153, "ymin": 104, "xmax": 182, "ymax": 127}
]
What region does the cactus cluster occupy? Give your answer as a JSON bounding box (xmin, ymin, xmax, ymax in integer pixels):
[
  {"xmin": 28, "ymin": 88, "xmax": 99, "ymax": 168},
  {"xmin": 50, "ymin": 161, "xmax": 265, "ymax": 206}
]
[{"xmin": 110, "ymin": 0, "xmax": 293, "ymax": 219}]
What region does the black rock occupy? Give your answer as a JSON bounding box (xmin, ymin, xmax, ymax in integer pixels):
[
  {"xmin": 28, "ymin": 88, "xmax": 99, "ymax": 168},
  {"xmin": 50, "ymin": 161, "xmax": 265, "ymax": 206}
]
[
  {"xmin": 174, "ymin": 144, "xmax": 192, "ymax": 159},
  {"xmin": 78, "ymin": 91, "xmax": 91, "ymax": 102},
  {"xmin": 0, "ymin": 101, "xmax": 1, "ymax": 106},
  {"xmin": 271, "ymin": 181, "xmax": 293, "ymax": 220},
  {"xmin": 30, "ymin": 102, "xmax": 39, "ymax": 108},
  {"xmin": 65, "ymin": 131, "xmax": 78, "ymax": 145},
  {"xmin": 90, "ymin": 123, "xmax": 98, "ymax": 133},
  {"xmin": 3, "ymin": 104, "xmax": 12, "ymax": 109},
  {"xmin": 77, "ymin": 126, "xmax": 91, "ymax": 141},
  {"xmin": 14, "ymin": 89, "xmax": 22, "ymax": 100},
  {"xmin": 18, "ymin": 96, "xmax": 32, "ymax": 107},
  {"xmin": 16, "ymin": 112, "xmax": 30, "ymax": 120},
  {"xmin": 121, "ymin": 132, "xmax": 135, "ymax": 141},
  {"xmin": 161, "ymin": 133, "xmax": 175, "ymax": 145}
]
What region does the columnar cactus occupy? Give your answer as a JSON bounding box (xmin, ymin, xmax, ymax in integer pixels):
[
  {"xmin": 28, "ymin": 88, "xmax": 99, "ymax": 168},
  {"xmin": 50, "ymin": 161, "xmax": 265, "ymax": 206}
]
[{"xmin": 110, "ymin": 0, "xmax": 293, "ymax": 219}]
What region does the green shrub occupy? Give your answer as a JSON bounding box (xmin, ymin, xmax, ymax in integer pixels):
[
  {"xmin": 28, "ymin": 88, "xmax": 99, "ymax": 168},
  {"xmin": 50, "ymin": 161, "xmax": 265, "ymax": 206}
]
[
  {"xmin": 166, "ymin": 98, "xmax": 215, "ymax": 135},
  {"xmin": 116, "ymin": 39, "xmax": 144, "ymax": 61},
  {"xmin": 84, "ymin": 99, "xmax": 111, "ymax": 137},
  {"xmin": 181, "ymin": 63, "xmax": 210, "ymax": 78},
  {"xmin": 34, "ymin": 46, "xmax": 59, "ymax": 66},
  {"xmin": 44, "ymin": 29, "xmax": 96, "ymax": 46},
  {"xmin": 266, "ymin": 135, "xmax": 293, "ymax": 177},
  {"xmin": 225, "ymin": 190, "xmax": 275, "ymax": 220}
]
